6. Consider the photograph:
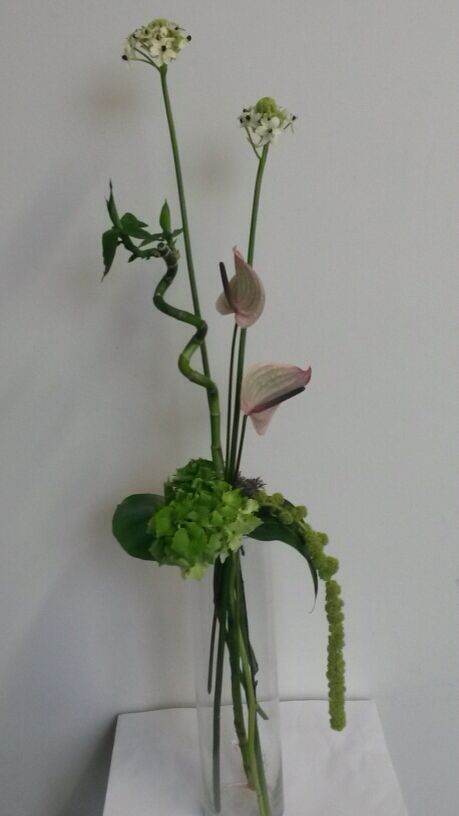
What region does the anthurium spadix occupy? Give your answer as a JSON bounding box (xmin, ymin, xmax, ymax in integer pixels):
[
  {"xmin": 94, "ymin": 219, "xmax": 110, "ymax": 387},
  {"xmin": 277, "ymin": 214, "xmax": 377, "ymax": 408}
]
[
  {"xmin": 216, "ymin": 248, "xmax": 265, "ymax": 328},
  {"xmin": 241, "ymin": 363, "xmax": 312, "ymax": 434}
]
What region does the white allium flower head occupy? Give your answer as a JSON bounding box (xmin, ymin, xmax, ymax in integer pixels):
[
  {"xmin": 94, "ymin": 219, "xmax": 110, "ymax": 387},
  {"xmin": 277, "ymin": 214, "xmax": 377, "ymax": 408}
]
[
  {"xmin": 238, "ymin": 97, "xmax": 296, "ymax": 148},
  {"xmin": 123, "ymin": 18, "xmax": 191, "ymax": 68}
]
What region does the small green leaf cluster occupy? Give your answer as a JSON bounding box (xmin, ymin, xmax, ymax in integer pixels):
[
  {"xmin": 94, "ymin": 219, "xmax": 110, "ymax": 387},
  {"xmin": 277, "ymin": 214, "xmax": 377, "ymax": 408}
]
[
  {"xmin": 148, "ymin": 459, "xmax": 261, "ymax": 579},
  {"xmin": 255, "ymin": 490, "xmax": 338, "ymax": 581},
  {"xmin": 325, "ymin": 580, "xmax": 346, "ymax": 731},
  {"xmin": 102, "ymin": 185, "xmax": 183, "ymax": 277}
]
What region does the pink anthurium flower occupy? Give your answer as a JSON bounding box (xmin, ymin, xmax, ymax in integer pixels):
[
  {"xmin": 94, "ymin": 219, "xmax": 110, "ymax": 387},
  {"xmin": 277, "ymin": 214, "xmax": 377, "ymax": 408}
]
[
  {"xmin": 241, "ymin": 362, "xmax": 312, "ymax": 435},
  {"xmin": 216, "ymin": 248, "xmax": 265, "ymax": 328}
]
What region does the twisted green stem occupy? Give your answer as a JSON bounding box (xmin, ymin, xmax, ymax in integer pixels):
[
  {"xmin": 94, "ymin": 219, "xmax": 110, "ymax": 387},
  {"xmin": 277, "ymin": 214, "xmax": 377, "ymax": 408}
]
[{"xmin": 153, "ymin": 247, "xmax": 224, "ymax": 477}]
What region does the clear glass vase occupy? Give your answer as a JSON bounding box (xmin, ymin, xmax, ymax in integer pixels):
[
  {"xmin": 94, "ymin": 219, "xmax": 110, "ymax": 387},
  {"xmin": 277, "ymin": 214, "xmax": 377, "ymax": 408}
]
[{"xmin": 191, "ymin": 541, "xmax": 284, "ymax": 816}]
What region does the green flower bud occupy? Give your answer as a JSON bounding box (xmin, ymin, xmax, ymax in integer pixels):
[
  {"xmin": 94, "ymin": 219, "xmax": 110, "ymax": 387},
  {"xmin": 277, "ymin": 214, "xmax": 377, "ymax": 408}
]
[
  {"xmin": 238, "ymin": 98, "xmax": 296, "ymax": 148},
  {"xmin": 279, "ymin": 510, "xmax": 293, "ymax": 525},
  {"xmin": 294, "ymin": 505, "xmax": 308, "ymax": 519},
  {"xmin": 255, "ymin": 96, "xmax": 281, "ymax": 118}
]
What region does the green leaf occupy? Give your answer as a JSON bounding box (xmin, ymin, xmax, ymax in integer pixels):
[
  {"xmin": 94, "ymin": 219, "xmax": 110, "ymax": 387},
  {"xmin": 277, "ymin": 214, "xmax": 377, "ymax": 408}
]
[
  {"xmin": 139, "ymin": 232, "xmax": 164, "ymax": 247},
  {"xmin": 120, "ymin": 212, "xmax": 152, "ymax": 240},
  {"xmin": 112, "ymin": 494, "xmax": 164, "ymax": 560},
  {"xmin": 121, "ymin": 212, "xmax": 148, "ymax": 228},
  {"xmin": 102, "ymin": 228, "xmax": 119, "ymax": 277},
  {"xmin": 251, "ymin": 518, "xmax": 319, "ymax": 598},
  {"xmin": 172, "ymin": 228, "xmax": 183, "ymax": 238},
  {"xmin": 159, "ymin": 200, "xmax": 171, "ymax": 234},
  {"xmin": 106, "ymin": 181, "xmax": 121, "ymax": 227}
]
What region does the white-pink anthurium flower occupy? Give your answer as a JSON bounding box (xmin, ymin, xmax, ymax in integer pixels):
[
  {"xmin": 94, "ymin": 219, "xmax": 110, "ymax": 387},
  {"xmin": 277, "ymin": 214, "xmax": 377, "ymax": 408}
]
[
  {"xmin": 241, "ymin": 363, "xmax": 312, "ymax": 435},
  {"xmin": 216, "ymin": 248, "xmax": 265, "ymax": 328}
]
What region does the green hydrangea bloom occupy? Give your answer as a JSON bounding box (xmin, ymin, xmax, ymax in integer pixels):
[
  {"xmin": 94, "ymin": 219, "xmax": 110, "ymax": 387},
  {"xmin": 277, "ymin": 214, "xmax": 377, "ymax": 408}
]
[{"xmin": 147, "ymin": 459, "xmax": 261, "ymax": 578}]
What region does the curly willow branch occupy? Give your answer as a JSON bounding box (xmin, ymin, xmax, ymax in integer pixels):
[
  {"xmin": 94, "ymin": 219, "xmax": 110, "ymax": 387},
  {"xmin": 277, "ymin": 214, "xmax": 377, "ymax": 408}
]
[{"xmin": 153, "ymin": 246, "xmax": 225, "ymax": 477}]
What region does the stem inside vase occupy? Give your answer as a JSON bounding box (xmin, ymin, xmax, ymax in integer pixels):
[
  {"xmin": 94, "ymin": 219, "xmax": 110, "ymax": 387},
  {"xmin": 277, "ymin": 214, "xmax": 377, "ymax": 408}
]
[{"xmin": 210, "ymin": 550, "xmax": 273, "ymax": 816}]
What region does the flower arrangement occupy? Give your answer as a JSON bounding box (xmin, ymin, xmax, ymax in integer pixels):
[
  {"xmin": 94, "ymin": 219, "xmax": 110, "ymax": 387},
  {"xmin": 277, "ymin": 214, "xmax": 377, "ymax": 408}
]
[{"xmin": 103, "ymin": 17, "xmax": 346, "ymax": 816}]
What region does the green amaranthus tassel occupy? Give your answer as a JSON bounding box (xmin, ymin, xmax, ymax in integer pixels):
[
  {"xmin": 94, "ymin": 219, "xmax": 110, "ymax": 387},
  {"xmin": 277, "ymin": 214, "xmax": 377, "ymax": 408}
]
[
  {"xmin": 325, "ymin": 580, "xmax": 346, "ymax": 730},
  {"xmin": 250, "ymin": 489, "xmax": 347, "ymax": 731}
]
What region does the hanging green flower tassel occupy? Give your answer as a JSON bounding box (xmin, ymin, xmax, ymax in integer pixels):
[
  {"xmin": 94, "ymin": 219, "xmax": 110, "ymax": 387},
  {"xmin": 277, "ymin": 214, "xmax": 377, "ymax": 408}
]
[{"xmin": 325, "ymin": 580, "xmax": 346, "ymax": 731}]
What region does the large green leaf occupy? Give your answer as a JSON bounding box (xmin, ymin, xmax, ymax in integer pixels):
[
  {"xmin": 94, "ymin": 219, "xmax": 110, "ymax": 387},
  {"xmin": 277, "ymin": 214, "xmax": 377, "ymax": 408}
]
[
  {"xmin": 112, "ymin": 494, "xmax": 164, "ymax": 560},
  {"xmin": 102, "ymin": 228, "xmax": 119, "ymax": 277},
  {"xmin": 250, "ymin": 518, "xmax": 318, "ymax": 598}
]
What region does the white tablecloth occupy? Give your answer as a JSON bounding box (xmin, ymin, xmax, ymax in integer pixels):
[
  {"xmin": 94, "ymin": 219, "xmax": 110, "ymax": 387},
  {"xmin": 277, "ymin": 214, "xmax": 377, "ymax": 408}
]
[{"xmin": 103, "ymin": 700, "xmax": 408, "ymax": 815}]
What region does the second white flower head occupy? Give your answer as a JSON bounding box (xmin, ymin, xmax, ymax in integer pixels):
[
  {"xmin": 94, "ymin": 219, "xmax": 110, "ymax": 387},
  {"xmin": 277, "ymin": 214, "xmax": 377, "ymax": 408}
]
[{"xmin": 239, "ymin": 97, "xmax": 296, "ymax": 147}]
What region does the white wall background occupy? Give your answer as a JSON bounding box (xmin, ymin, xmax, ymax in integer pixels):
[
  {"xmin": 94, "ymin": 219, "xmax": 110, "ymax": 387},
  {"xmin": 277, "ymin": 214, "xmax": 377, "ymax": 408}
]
[{"xmin": 1, "ymin": 2, "xmax": 458, "ymax": 815}]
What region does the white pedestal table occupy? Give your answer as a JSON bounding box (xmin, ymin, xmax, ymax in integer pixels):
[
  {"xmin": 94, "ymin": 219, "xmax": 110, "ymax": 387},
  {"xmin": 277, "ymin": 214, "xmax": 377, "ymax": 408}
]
[{"xmin": 103, "ymin": 700, "xmax": 408, "ymax": 815}]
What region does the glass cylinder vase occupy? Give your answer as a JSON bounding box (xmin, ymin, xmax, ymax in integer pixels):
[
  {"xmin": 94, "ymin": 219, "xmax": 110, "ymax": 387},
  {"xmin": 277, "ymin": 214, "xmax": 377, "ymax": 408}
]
[{"xmin": 191, "ymin": 540, "xmax": 284, "ymax": 816}]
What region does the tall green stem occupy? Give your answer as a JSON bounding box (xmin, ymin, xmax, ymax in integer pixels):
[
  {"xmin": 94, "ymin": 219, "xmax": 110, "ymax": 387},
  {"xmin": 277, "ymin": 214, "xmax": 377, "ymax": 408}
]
[
  {"xmin": 228, "ymin": 145, "xmax": 269, "ymax": 481},
  {"xmin": 247, "ymin": 145, "xmax": 270, "ymax": 268},
  {"xmin": 157, "ymin": 68, "xmax": 226, "ymax": 474},
  {"xmin": 234, "ymin": 415, "xmax": 248, "ymax": 478},
  {"xmin": 212, "ymin": 617, "xmax": 226, "ymax": 812},
  {"xmin": 238, "ymin": 615, "xmax": 271, "ymax": 816},
  {"xmin": 159, "ymin": 67, "xmax": 211, "ymax": 378},
  {"xmin": 227, "ymin": 556, "xmax": 252, "ymax": 783}
]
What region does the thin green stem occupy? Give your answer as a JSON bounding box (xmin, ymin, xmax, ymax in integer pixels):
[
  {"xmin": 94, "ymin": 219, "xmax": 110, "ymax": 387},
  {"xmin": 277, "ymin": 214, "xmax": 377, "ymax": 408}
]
[
  {"xmin": 237, "ymin": 560, "xmax": 271, "ymax": 804},
  {"xmin": 244, "ymin": 127, "xmax": 262, "ymax": 161},
  {"xmin": 234, "ymin": 415, "xmax": 248, "ymax": 478},
  {"xmin": 227, "ymin": 555, "xmax": 252, "ymax": 784},
  {"xmin": 238, "ymin": 624, "xmax": 271, "ymax": 816},
  {"xmin": 207, "ymin": 564, "xmax": 224, "ymax": 694},
  {"xmin": 212, "ymin": 617, "xmax": 225, "ymax": 812},
  {"xmin": 228, "ymin": 328, "xmax": 246, "ymax": 480},
  {"xmin": 159, "ymin": 67, "xmax": 211, "ymax": 379},
  {"xmin": 247, "ymin": 144, "xmax": 269, "ymax": 267},
  {"xmin": 207, "ymin": 610, "xmax": 218, "ymax": 694},
  {"xmin": 225, "ymin": 325, "xmax": 239, "ymax": 476},
  {"xmin": 228, "ymin": 145, "xmax": 269, "ymax": 482}
]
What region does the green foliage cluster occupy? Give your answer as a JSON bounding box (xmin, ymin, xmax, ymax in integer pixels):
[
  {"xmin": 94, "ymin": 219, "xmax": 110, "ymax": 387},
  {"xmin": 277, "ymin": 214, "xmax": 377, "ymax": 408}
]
[
  {"xmin": 102, "ymin": 185, "xmax": 182, "ymax": 277},
  {"xmin": 148, "ymin": 459, "xmax": 261, "ymax": 579}
]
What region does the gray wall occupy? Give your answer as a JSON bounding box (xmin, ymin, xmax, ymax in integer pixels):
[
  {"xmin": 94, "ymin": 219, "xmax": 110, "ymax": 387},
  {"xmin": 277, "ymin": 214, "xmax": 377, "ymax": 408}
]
[{"xmin": 1, "ymin": 2, "xmax": 458, "ymax": 815}]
